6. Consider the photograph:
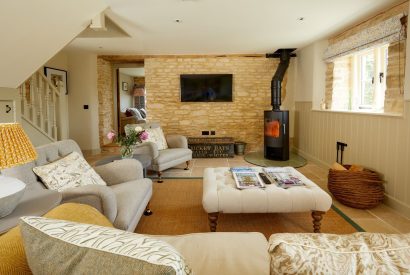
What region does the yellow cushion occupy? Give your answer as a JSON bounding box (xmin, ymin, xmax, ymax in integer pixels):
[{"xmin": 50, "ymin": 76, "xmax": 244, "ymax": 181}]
[{"xmin": 0, "ymin": 203, "xmax": 113, "ymax": 275}]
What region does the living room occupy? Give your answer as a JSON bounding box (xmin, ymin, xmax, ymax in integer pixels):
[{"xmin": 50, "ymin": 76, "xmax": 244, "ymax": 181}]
[{"xmin": 1, "ymin": 0, "xmax": 410, "ymax": 274}]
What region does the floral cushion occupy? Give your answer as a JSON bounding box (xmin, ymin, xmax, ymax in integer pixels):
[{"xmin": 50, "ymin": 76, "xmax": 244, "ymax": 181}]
[
  {"xmin": 20, "ymin": 216, "xmax": 192, "ymax": 275},
  {"xmin": 268, "ymin": 232, "xmax": 410, "ymax": 275},
  {"xmin": 143, "ymin": 127, "xmax": 168, "ymax": 150},
  {"xmin": 32, "ymin": 152, "xmax": 106, "ymax": 192}
]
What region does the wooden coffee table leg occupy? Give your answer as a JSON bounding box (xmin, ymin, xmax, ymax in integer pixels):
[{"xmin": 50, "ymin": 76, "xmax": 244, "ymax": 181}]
[
  {"xmin": 311, "ymin": 211, "xmax": 325, "ymax": 233},
  {"xmin": 208, "ymin": 212, "xmax": 219, "ymax": 232}
]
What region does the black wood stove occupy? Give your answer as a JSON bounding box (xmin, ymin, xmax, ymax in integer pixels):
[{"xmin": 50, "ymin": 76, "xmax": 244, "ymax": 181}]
[{"xmin": 264, "ymin": 49, "xmax": 296, "ymax": 161}]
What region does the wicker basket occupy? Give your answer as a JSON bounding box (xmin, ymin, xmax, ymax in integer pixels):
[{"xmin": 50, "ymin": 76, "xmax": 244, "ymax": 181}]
[{"xmin": 328, "ymin": 165, "xmax": 384, "ymax": 209}]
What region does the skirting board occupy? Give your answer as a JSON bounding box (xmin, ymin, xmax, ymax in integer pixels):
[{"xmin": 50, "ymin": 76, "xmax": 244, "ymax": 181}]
[{"xmin": 294, "ymin": 146, "xmax": 410, "ymax": 220}]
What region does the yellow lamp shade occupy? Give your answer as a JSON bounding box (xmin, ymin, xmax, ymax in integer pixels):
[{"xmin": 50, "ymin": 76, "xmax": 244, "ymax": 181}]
[{"xmin": 0, "ymin": 123, "xmax": 37, "ymax": 169}]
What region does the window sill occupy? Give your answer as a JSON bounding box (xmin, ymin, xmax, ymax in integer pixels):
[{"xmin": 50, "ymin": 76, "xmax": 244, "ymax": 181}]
[{"xmin": 312, "ymin": 109, "xmax": 403, "ymax": 118}]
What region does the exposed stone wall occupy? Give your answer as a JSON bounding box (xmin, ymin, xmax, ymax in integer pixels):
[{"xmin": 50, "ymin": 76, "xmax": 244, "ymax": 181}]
[
  {"xmin": 324, "ymin": 62, "xmax": 334, "ymax": 109},
  {"xmin": 144, "ymin": 57, "xmax": 282, "ymax": 152},
  {"xmin": 97, "ymin": 57, "xmax": 114, "ymax": 146},
  {"xmin": 385, "ymin": 41, "xmax": 406, "ymax": 113},
  {"xmin": 330, "ymin": 56, "xmax": 351, "ymax": 110}
]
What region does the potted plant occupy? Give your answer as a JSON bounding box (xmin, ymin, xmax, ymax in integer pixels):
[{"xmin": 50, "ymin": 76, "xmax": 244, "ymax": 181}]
[{"xmin": 107, "ymin": 126, "xmax": 149, "ymax": 158}]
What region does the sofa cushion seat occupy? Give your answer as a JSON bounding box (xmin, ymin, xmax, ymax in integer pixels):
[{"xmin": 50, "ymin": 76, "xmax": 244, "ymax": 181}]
[
  {"xmin": 156, "ymin": 232, "xmax": 270, "ymax": 275},
  {"xmin": 152, "ymin": 148, "xmax": 192, "ymax": 168},
  {"xmin": 268, "ymin": 232, "xmax": 410, "ymax": 274},
  {"xmin": 110, "ymin": 179, "xmax": 152, "ymax": 231}
]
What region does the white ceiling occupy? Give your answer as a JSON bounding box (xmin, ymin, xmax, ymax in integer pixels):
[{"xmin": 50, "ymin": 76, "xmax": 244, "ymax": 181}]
[
  {"xmin": 66, "ymin": 0, "xmax": 404, "ymax": 55},
  {"xmin": 119, "ymin": 67, "xmax": 145, "ymax": 76}
]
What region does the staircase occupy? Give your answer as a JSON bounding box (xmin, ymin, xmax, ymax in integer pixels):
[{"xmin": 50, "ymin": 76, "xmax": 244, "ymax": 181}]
[{"xmin": 18, "ymin": 71, "xmax": 65, "ymax": 142}]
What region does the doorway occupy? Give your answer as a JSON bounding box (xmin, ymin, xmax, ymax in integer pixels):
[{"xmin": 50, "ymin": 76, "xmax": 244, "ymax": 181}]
[{"xmin": 115, "ymin": 65, "xmax": 146, "ymax": 134}]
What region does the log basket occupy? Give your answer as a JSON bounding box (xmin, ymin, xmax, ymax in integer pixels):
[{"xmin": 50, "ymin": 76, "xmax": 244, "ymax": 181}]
[
  {"xmin": 328, "ymin": 165, "xmax": 384, "ymax": 209},
  {"xmin": 328, "ymin": 142, "xmax": 384, "ymax": 209}
]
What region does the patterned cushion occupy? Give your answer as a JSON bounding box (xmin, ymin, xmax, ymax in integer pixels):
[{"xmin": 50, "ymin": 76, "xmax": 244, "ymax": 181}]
[
  {"xmin": 32, "ymin": 152, "xmax": 106, "ymax": 192},
  {"xmin": 144, "ymin": 127, "xmax": 169, "ymax": 150},
  {"xmin": 20, "ymin": 216, "xmax": 192, "ymax": 275},
  {"xmin": 268, "ymin": 232, "xmax": 410, "ymax": 274},
  {"xmin": 139, "ymin": 108, "xmax": 147, "ymax": 118}
]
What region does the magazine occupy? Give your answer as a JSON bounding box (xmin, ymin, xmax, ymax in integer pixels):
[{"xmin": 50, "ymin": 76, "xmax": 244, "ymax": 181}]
[
  {"xmin": 263, "ymin": 167, "xmax": 305, "ymax": 188},
  {"xmin": 230, "ymin": 167, "xmax": 255, "ymax": 173},
  {"xmin": 232, "ymin": 171, "xmax": 265, "ymax": 189}
]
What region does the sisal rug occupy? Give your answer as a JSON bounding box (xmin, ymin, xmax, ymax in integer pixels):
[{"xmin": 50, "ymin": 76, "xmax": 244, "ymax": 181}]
[
  {"xmin": 244, "ymin": 151, "xmax": 307, "ymax": 168},
  {"xmin": 135, "ymin": 179, "xmax": 358, "ymax": 238}
]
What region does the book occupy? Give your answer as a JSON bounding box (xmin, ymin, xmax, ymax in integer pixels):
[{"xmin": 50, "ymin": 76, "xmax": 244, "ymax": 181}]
[
  {"xmin": 263, "ymin": 167, "xmax": 305, "ymax": 188},
  {"xmin": 232, "ymin": 171, "xmax": 265, "ymax": 189}
]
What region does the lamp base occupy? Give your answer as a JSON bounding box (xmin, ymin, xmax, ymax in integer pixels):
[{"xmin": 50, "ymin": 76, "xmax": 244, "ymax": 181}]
[{"xmin": 0, "ymin": 176, "xmax": 26, "ymax": 218}]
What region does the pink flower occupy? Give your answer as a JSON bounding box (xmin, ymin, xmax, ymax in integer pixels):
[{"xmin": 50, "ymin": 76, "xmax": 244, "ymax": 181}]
[
  {"xmin": 107, "ymin": 131, "xmax": 115, "ymax": 140},
  {"xmin": 140, "ymin": 131, "xmax": 149, "ymax": 141}
]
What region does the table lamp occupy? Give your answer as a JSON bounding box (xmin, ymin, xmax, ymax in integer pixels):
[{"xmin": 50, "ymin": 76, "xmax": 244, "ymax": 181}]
[{"xmin": 0, "ymin": 123, "xmax": 37, "ymax": 218}]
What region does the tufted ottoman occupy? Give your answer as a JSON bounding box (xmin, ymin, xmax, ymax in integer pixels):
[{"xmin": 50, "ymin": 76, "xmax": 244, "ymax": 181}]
[{"xmin": 202, "ymin": 167, "xmax": 332, "ymax": 233}]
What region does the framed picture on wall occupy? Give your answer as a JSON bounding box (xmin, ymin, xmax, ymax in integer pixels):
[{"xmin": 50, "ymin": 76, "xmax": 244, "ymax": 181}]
[
  {"xmin": 122, "ymin": 82, "xmax": 128, "ymax": 91},
  {"xmin": 44, "ymin": 67, "xmax": 68, "ymax": 95}
]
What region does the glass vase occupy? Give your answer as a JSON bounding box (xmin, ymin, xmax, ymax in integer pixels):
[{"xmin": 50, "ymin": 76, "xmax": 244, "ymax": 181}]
[{"xmin": 120, "ymin": 146, "xmax": 133, "ymax": 159}]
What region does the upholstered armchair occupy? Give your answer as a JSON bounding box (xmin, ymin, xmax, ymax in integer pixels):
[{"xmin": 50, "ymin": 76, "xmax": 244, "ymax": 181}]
[{"xmin": 125, "ymin": 123, "xmax": 193, "ymax": 182}]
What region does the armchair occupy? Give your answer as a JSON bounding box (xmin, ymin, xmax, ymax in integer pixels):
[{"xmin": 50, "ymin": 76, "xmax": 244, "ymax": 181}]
[
  {"xmin": 125, "ymin": 123, "xmax": 193, "ymax": 182},
  {"xmin": 1, "ymin": 140, "xmax": 152, "ymax": 232}
]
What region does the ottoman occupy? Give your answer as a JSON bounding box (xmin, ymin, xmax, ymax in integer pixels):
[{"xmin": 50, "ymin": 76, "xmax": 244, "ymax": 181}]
[{"xmin": 202, "ymin": 167, "xmax": 332, "ymax": 233}]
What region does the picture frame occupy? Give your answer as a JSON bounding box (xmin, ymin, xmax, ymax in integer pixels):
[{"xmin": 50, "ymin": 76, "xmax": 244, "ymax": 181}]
[
  {"xmin": 44, "ymin": 67, "xmax": 68, "ymax": 95},
  {"xmin": 122, "ymin": 81, "xmax": 128, "ymax": 91}
]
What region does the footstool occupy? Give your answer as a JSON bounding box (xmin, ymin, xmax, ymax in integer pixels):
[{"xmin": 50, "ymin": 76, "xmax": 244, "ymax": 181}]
[{"xmin": 202, "ymin": 167, "xmax": 332, "ymax": 233}]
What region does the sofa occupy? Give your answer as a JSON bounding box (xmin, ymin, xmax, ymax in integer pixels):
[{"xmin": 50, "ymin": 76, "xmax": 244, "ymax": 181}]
[
  {"xmin": 1, "ymin": 140, "xmax": 152, "ymax": 232},
  {"xmin": 1, "ymin": 203, "xmax": 409, "ymax": 275},
  {"xmin": 119, "ymin": 111, "xmax": 145, "ymax": 135}
]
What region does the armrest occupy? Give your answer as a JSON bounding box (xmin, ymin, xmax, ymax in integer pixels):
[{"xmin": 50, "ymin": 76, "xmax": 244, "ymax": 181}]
[
  {"xmin": 133, "ymin": 142, "xmax": 159, "ymax": 159},
  {"xmin": 61, "ymin": 185, "xmax": 117, "ymax": 222},
  {"xmin": 166, "ymin": 135, "xmax": 188, "ymax": 149},
  {"xmin": 94, "ymin": 159, "xmax": 144, "ymax": 184}
]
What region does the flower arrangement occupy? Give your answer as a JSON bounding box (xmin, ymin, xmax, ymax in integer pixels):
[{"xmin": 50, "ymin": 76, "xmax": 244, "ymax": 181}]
[{"xmin": 107, "ymin": 126, "xmax": 149, "ymax": 158}]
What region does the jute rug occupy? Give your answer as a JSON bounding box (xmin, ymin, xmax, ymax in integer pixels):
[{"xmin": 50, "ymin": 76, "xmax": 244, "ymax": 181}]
[{"xmin": 135, "ymin": 179, "xmax": 358, "ymax": 238}]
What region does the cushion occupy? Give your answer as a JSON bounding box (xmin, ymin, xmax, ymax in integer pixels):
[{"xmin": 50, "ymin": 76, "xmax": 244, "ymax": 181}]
[
  {"xmin": 144, "ymin": 127, "xmax": 169, "ymax": 150},
  {"xmin": 139, "ymin": 108, "xmax": 147, "ymax": 118},
  {"xmin": 0, "ymin": 203, "xmax": 114, "ymax": 275},
  {"xmin": 156, "ymin": 232, "xmax": 270, "ymax": 275},
  {"xmin": 126, "ymin": 108, "xmax": 143, "ymax": 120},
  {"xmin": 268, "ymin": 232, "xmax": 410, "ymax": 274},
  {"xmin": 33, "ymin": 151, "xmax": 106, "ymax": 192},
  {"xmin": 20, "ymin": 216, "xmax": 192, "ymax": 275}
]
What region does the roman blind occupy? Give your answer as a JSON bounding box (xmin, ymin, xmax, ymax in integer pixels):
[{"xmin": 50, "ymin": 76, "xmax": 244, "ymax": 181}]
[{"xmin": 323, "ymin": 14, "xmax": 406, "ymax": 62}]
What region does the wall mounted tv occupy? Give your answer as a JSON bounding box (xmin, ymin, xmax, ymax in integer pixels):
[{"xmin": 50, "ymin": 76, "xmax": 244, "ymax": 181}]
[{"xmin": 180, "ymin": 74, "xmax": 233, "ymax": 102}]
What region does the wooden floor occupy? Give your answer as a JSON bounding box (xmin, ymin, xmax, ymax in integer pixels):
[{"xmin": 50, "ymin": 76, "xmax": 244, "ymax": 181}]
[{"xmin": 135, "ymin": 179, "xmax": 357, "ymax": 238}]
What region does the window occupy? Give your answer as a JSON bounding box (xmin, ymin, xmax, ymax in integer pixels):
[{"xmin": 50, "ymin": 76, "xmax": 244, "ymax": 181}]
[
  {"xmin": 353, "ymin": 44, "xmax": 388, "ymax": 111},
  {"xmin": 330, "ymin": 44, "xmax": 389, "ymax": 113}
]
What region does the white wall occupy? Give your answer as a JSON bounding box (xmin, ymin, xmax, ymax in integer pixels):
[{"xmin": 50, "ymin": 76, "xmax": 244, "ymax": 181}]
[
  {"xmin": 118, "ymin": 73, "xmax": 134, "ymax": 112},
  {"xmin": 67, "ymin": 51, "xmax": 100, "ymax": 152},
  {"xmin": 294, "ymin": 40, "xmax": 328, "ymax": 109},
  {"xmin": 0, "ymin": 0, "xmax": 107, "ymax": 88}
]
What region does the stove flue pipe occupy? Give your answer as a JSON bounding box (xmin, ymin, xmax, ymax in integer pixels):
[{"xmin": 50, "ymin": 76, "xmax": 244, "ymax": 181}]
[{"xmin": 266, "ymin": 49, "xmax": 296, "ymax": 111}]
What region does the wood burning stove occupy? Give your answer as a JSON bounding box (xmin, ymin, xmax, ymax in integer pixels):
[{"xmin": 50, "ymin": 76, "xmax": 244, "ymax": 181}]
[
  {"xmin": 264, "ymin": 49, "xmax": 296, "ymax": 161},
  {"xmin": 264, "ymin": 110, "xmax": 289, "ymax": 160}
]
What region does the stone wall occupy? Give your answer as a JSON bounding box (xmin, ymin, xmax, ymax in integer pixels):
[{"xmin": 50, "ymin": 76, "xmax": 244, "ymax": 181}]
[
  {"xmin": 134, "ymin": 77, "xmax": 145, "ymax": 87},
  {"xmin": 144, "ymin": 57, "xmax": 282, "ymax": 152},
  {"xmin": 97, "ymin": 57, "xmax": 114, "ymax": 146},
  {"xmin": 324, "ymin": 62, "xmax": 334, "ymax": 109},
  {"xmin": 330, "ymin": 56, "xmax": 351, "ymax": 110}
]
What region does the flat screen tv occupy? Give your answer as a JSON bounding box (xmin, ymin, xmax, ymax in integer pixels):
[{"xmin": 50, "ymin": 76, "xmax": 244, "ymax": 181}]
[{"xmin": 180, "ymin": 74, "xmax": 233, "ymax": 102}]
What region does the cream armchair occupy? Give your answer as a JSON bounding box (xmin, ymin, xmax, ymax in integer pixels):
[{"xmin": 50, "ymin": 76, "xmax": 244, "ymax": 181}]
[{"xmin": 125, "ymin": 123, "xmax": 193, "ymax": 182}]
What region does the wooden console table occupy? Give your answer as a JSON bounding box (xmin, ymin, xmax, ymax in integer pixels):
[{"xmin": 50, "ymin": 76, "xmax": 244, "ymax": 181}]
[{"xmin": 188, "ymin": 137, "xmax": 234, "ymax": 158}]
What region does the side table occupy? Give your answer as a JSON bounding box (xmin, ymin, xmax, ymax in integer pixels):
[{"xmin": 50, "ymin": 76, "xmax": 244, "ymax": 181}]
[
  {"xmin": 94, "ymin": 154, "xmax": 152, "ymax": 177},
  {"xmin": 0, "ymin": 188, "xmax": 62, "ymax": 234}
]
